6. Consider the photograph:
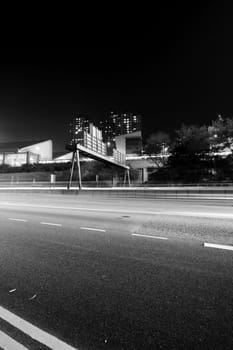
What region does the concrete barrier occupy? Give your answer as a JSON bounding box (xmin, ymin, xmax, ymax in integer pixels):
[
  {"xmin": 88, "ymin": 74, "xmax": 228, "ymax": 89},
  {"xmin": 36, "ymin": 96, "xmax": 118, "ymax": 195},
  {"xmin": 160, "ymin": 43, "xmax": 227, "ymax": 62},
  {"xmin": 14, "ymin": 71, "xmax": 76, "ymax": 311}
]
[{"xmin": 0, "ymin": 186, "xmax": 233, "ymax": 199}]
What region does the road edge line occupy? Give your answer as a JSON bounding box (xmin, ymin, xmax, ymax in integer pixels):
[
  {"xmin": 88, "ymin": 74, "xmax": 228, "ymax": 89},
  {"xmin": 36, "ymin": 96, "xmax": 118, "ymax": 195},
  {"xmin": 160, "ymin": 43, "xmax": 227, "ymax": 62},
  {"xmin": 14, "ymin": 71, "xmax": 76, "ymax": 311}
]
[
  {"xmin": 0, "ymin": 305, "xmax": 77, "ymax": 350},
  {"xmin": 0, "ymin": 329, "xmax": 29, "ymax": 349}
]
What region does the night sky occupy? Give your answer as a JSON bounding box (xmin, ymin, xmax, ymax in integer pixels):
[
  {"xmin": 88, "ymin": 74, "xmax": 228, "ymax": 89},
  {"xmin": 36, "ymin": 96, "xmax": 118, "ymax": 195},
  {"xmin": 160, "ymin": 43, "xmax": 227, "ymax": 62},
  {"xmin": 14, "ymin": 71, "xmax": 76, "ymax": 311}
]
[{"xmin": 0, "ymin": 2, "xmax": 233, "ymax": 152}]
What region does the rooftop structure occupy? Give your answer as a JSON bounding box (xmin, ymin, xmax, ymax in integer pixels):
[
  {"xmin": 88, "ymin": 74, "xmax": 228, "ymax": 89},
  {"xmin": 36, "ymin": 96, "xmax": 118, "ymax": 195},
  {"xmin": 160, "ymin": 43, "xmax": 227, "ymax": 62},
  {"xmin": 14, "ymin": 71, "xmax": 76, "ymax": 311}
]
[
  {"xmin": 0, "ymin": 140, "xmax": 53, "ymax": 166},
  {"xmin": 115, "ymin": 131, "xmax": 143, "ymax": 156}
]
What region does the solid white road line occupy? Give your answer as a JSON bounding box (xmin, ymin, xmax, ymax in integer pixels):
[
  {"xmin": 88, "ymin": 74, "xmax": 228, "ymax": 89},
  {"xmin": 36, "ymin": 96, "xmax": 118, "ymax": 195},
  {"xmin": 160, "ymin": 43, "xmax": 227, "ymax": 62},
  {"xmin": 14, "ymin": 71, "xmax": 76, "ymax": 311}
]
[
  {"xmin": 40, "ymin": 222, "xmax": 62, "ymax": 227},
  {"xmin": 132, "ymin": 233, "xmax": 168, "ymax": 240},
  {"xmin": 80, "ymin": 227, "xmax": 106, "ymax": 232},
  {"xmin": 204, "ymin": 242, "xmax": 233, "ymax": 251},
  {"xmin": 0, "ymin": 305, "xmax": 77, "ymax": 350},
  {"xmin": 0, "ymin": 329, "xmax": 29, "ymax": 350},
  {"xmin": 8, "ymin": 218, "xmax": 27, "ymax": 222}
]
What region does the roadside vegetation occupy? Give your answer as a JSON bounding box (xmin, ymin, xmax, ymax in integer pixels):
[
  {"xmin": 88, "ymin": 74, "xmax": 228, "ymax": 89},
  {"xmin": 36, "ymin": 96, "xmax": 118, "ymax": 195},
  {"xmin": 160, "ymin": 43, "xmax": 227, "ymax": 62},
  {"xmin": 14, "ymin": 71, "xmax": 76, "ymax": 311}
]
[
  {"xmin": 145, "ymin": 115, "xmax": 233, "ymax": 184},
  {"xmin": 0, "ymin": 161, "xmax": 139, "ymax": 185},
  {"xmin": 2, "ymin": 115, "xmax": 233, "ymax": 185}
]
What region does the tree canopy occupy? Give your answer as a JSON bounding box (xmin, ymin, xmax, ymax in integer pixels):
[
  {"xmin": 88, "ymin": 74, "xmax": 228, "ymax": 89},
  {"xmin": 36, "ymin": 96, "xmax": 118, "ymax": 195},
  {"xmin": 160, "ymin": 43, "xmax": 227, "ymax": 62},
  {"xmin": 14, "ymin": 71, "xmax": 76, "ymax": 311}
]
[
  {"xmin": 144, "ymin": 131, "xmax": 171, "ymax": 168},
  {"xmin": 145, "ymin": 116, "xmax": 233, "ymax": 183}
]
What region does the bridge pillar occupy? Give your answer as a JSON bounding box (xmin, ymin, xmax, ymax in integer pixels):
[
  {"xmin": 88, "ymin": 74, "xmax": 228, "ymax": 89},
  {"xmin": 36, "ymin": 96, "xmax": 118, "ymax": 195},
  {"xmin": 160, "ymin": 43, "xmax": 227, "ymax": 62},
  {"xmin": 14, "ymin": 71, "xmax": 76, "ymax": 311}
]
[
  {"xmin": 124, "ymin": 169, "xmax": 131, "ymax": 187},
  {"xmin": 127, "ymin": 169, "xmax": 131, "ymax": 187},
  {"xmin": 68, "ymin": 151, "xmax": 76, "ymax": 189},
  {"xmin": 76, "ymin": 149, "xmax": 82, "ymax": 190},
  {"xmin": 68, "ymin": 149, "xmax": 82, "ymax": 190},
  {"xmin": 142, "ymin": 167, "xmax": 148, "ymax": 183}
]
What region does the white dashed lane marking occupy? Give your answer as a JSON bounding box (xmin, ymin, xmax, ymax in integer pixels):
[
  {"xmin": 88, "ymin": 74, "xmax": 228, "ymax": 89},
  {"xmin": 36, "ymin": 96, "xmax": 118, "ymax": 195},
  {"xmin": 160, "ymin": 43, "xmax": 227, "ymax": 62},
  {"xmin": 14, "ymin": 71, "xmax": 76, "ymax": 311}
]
[
  {"xmin": 80, "ymin": 227, "xmax": 106, "ymax": 232},
  {"xmin": 9, "ymin": 289, "xmax": 16, "ymax": 293},
  {"xmin": 8, "ymin": 218, "xmax": 27, "ymax": 222},
  {"xmin": 204, "ymin": 242, "xmax": 233, "ymax": 251},
  {"xmin": 40, "ymin": 222, "xmax": 62, "ymax": 227},
  {"xmin": 132, "ymin": 233, "xmax": 168, "ymax": 240}
]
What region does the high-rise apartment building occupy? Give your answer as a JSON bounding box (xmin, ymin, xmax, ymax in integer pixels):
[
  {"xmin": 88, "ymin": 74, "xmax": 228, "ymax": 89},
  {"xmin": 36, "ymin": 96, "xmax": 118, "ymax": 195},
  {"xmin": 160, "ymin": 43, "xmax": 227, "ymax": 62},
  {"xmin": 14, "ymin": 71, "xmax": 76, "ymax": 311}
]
[
  {"xmin": 112, "ymin": 112, "xmax": 141, "ymax": 136},
  {"xmin": 100, "ymin": 111, "xmax": 142, "ymax": 142},
  {"xmin": 69, "ymin": 112, "xmax": 142, "ymax": 155},
  {"xmin": 69, "ymin": 115, "xmax": 91, "ymax": 144},
  {"xmin": 98, "ymin": 111, "xmax": 142, "ymax": 155},
  {"xmin": 98, "ymin": 117, "xmax": 115, "ymax": 143}
]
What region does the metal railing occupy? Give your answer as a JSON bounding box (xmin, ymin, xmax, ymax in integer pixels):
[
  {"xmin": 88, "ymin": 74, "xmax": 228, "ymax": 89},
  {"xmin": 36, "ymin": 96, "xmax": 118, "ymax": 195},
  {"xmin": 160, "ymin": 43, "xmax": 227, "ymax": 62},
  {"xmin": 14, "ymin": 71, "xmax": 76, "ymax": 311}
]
[
  {"xmin": 113, "ymin": 149, "xmax": 126, "ymax": 165},
  {"xmin": 76, "ymin": 131, "xmax": 127, "ymax": 166},
  {"xmin": 0, "ymin": 180, "xmax": 133, "ymax": 188},
  {"xmin": 82, "ymin": 132, "xmax": 107, "ymax": 156}
]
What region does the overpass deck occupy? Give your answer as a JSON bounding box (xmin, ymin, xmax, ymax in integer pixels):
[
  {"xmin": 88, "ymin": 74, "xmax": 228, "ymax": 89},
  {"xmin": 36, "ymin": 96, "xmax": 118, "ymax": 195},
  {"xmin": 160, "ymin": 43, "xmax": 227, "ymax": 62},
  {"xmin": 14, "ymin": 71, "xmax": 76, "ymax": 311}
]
[
  {"xmin": 75, "ymin": 144, "xmax": 129, "ymax": 170},
  {"xmin": 66, "ymin": 144, "xmax": 130, "ymax": 189}
]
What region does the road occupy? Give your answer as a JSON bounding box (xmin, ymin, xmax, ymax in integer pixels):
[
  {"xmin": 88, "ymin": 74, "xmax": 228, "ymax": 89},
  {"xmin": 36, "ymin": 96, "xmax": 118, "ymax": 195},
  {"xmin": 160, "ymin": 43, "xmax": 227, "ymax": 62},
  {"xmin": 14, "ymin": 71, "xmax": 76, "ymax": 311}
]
[{"xmin": 0, "ymin": 192, "xmax": 232, "ymax": 349}]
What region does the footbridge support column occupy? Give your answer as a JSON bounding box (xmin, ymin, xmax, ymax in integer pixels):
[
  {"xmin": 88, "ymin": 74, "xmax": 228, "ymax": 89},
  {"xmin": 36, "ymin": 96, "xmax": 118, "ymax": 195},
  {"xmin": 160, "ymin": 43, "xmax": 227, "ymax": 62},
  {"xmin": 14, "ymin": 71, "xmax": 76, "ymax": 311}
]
[{"xmin": 67, "ymin": 149, "xmax": 82, "ymax": 190}]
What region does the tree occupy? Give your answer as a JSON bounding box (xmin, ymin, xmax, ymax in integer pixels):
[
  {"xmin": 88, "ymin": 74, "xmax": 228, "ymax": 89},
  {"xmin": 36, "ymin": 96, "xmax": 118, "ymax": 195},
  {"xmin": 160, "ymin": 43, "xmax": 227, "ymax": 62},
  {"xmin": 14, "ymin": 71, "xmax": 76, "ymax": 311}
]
[
  {"xmin": 168, "ymin": 124, "xmax": 211, "ymax": 182},
  {"xmin": 208, "ymin": 115, "xmax": 233, "ymax": 181},
  {"xmin": 174, "ymin": 124, "xmax": 210, "ymax": 154},
  {"xmin": 147, "ymin": 118, "xmax": 233, "ymax": 184},
  {"xmin": 209, "ymin": 115, "xmax": 233, "ymax": 154},
  {"xmin": 144, "ymin": 131, "xmax": 171, "ymax": 168}
]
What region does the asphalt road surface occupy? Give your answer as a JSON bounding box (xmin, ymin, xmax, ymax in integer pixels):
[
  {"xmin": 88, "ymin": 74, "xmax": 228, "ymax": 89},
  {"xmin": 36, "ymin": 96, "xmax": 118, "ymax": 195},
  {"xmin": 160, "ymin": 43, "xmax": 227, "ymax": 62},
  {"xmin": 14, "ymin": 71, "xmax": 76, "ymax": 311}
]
[{"xmin": 0, "ymin": 192, "xmax": 232, "ymax": 349}]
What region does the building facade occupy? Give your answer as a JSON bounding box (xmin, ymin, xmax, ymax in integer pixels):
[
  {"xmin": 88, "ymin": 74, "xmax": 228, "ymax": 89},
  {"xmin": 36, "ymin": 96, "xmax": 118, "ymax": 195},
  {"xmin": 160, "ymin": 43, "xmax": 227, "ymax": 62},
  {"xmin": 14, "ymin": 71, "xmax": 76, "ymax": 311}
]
[
  {"xmin": 100, "ymin": 111, "xmax": 142, "ymax": 142},
  {"xmin": 0, "ymin": 140, "xmax": 53, "ymax": 166},
  {"xmin": 111, "ymin": 112, "xmax": 141, "ymax": 136},
  {"xmin": 69, "ymin": 115, "xmax": 91, "ymax": 144},
  {"xmin": 115, "ymin": 131, "xmax": 143, "ymax": 155}
]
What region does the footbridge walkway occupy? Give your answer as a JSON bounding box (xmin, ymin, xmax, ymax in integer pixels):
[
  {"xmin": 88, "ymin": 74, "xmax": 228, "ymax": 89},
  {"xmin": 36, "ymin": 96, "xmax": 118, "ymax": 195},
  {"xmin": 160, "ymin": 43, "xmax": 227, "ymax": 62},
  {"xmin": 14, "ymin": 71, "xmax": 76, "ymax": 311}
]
[{"xmin": 66, "ymin": 127, "xmax": 130, "ymax": 189}]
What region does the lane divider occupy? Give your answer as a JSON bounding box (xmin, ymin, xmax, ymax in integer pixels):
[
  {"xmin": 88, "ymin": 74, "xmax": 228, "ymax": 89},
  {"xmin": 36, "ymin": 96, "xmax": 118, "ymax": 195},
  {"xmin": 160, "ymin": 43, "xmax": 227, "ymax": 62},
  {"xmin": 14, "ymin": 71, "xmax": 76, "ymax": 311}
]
[
  {"xmin": 0, "ymin": 305, "xmax": 77, "ymax": 349},
  {"xmin": 80, "ymin": 227, "xmax": 106, "ymax": 232},
  {"xmin": 132, "ymin": 233, "xmax": 168, "ymax": 240},
  {"xmin": 9, "ymin": 289, "xmax": 16, "ymax": 293},
  {"xmin": 9, "ymin": 214, "xmax": 233, "ymax": 254},
  {"xmin": 40, "ymin": 222, "xmax": 62, "ymax": 227},
  {"xmin": 204, "ymin": 242, "xmax": 233, "ymax": 251}
]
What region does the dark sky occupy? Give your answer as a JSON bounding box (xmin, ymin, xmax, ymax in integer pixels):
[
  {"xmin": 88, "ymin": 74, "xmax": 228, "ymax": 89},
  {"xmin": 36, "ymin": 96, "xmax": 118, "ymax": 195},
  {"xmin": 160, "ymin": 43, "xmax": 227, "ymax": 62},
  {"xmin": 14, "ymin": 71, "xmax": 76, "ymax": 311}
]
[{"xmin": 0, "ymin": 2, "xmax": 233, "ymax": 151}]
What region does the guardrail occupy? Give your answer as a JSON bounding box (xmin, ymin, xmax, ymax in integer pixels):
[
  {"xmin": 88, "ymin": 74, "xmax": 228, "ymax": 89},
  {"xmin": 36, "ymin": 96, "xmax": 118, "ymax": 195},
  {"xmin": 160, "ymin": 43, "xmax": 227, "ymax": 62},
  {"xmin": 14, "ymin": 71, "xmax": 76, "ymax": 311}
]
[
  {"xmin": 143, "ymin": 182, "xmax": 233, "ymax": 187},
  {"xmin": 1, "ymin": 180, "xmax": 233, "ymax": 189},
  {"xmin": 0, "ymin": 181, "xmax": 233, "ymax": 197},
  {"xmin": 0, "ymin": 181, "xmax": 132, "ymax": 188}
]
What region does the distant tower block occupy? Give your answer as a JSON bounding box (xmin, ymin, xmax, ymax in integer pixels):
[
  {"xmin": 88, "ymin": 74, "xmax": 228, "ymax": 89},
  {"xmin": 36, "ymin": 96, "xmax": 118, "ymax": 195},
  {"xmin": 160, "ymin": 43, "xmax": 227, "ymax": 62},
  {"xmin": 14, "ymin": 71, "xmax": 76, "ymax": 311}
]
[{"xmin": 69, "ymin": 115, "xmax": 91, "ymax": 145}]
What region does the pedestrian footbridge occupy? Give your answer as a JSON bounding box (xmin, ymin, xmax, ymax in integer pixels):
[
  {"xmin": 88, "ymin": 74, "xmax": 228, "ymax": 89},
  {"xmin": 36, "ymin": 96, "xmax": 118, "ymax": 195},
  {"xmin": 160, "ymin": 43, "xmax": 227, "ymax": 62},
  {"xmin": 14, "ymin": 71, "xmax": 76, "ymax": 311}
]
[{"xmin": 66, "ymin": 127, "xmax": 130, "ymax": 189}]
